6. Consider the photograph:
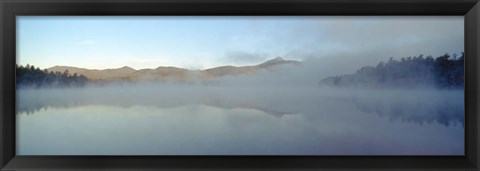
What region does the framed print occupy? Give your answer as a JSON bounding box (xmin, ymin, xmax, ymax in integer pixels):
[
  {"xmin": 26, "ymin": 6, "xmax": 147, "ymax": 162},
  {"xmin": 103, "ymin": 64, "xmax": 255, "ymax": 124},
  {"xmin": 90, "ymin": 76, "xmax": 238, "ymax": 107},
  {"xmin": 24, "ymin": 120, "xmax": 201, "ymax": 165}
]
[{"xmin": 1, "ymin": 0, "xmax": 479, "ymax": 170}]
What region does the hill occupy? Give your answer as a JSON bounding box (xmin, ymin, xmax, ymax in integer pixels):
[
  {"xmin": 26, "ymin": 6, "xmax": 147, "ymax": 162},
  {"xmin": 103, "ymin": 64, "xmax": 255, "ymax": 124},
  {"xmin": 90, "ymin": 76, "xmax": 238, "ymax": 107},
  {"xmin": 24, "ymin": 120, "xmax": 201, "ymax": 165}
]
[{"xmin": 46, "ymin": 57, "xmax": 302, "ymax": 81}]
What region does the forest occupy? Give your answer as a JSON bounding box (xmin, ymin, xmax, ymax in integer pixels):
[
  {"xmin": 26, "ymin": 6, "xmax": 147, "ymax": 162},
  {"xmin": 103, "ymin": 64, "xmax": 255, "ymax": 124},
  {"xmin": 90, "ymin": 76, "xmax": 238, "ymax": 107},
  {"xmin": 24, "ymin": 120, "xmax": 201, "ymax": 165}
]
[
  {"xmin": 319, "ymin": 53, "xmax": 464, "ymax": 89},
  {"xmin": 16, "ymin": 64, "xmax": 88, "ymax": 88}
]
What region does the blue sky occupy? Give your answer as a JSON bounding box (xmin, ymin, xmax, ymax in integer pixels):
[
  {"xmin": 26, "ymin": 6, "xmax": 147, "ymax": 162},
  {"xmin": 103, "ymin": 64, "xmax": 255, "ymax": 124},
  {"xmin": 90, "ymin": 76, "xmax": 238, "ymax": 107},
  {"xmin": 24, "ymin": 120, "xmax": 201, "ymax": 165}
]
[{"xmin": 17, "ymin": 16, "xmax": 463, "ymax": 70}]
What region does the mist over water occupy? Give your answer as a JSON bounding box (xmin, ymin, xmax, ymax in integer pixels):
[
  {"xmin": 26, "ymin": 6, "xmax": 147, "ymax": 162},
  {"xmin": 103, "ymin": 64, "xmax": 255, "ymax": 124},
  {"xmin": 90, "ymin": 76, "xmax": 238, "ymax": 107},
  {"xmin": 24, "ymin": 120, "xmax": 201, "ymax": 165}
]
[{"xmin": 16, "ymin": 82, "xmax": 464, "ymax": 155}]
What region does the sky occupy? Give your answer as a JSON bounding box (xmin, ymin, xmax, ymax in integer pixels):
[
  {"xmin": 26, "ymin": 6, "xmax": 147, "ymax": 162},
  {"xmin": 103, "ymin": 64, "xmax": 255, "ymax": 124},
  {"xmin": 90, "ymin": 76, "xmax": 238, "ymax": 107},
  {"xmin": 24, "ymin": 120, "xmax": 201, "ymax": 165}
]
[{"xmin": 17, "ymin": 16, "xmax": 464, "ymax": 70}]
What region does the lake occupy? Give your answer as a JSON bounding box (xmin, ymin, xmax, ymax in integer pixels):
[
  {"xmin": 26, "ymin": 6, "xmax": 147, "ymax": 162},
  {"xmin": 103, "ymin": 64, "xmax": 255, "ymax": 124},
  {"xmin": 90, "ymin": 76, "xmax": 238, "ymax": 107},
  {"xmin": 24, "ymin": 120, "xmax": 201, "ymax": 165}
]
[{"xmin": 16, "ymin": 85, "xmax": 464, "ymax": 155}]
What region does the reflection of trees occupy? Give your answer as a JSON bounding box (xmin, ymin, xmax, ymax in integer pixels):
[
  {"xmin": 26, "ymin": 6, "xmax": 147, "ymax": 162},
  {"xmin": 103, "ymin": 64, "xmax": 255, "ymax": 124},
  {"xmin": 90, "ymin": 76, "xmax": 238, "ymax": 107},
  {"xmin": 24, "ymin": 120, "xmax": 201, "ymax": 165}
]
[
  {"xmin": 334, "ymin": 95, "xmax": 464, "ymax": 127},
  {"xmin": 17, "ymin": 101, "xmax": 89, "ymax": 115}
]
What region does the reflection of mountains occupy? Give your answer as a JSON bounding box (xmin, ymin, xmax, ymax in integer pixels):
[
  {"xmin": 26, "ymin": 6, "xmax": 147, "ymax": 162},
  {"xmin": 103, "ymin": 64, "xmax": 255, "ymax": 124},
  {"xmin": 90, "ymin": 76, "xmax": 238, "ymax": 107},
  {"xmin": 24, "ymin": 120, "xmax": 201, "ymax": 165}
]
[
  {"xmin": 17, "ymin": 88, "xmax": 463, "ymax": 127},
  {"xmin": 17, "ymin": 99, "xmax": 299, "ymax": 118}
]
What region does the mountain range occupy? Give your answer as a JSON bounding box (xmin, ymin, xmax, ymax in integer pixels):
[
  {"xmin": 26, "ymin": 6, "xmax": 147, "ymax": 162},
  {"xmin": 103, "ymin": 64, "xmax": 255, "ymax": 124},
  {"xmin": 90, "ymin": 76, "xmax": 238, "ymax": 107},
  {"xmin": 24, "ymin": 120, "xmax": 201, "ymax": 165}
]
[{"xmin": 46, "ymin": 57, "xmax": 301, "ymax": 81}]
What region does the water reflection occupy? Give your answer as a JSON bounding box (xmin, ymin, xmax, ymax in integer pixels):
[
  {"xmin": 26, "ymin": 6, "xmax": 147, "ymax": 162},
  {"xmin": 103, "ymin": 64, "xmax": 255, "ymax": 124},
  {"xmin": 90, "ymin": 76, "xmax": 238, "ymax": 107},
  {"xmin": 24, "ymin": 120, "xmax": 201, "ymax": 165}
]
[
  {"xmin": 17, "ymin": 86, "xmax": 464, "ymax": 127},
  {"xmin": 16, "ymin": 86, "xmax": 464, "ymax": 155}
]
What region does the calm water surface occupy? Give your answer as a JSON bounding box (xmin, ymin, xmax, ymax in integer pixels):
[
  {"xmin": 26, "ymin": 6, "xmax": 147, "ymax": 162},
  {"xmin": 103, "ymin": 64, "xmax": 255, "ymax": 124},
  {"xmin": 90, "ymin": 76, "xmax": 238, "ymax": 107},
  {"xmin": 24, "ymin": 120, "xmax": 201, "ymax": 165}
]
[{"xmin": 16, "ymin": 86, "xmax": 464, "ymax": 155}]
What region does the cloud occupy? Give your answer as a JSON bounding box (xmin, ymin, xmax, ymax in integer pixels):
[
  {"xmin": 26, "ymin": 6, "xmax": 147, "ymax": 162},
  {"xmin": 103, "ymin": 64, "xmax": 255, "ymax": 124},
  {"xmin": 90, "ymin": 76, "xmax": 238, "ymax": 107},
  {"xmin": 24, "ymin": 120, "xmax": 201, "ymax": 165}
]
[
  {"xmin": 80, "ymin": 40, "xmax": 96, "ymax": 45},
  {"xmin": 210, "ymin": 16, "xmax": 462, "ymax": 72},
  {"xmin": 262, "ymin": 16, "xmax": 464, "ymax": 74},
  {"xmin": 222, "ymin": 51, "xmax": 270, "ymax": 65}
]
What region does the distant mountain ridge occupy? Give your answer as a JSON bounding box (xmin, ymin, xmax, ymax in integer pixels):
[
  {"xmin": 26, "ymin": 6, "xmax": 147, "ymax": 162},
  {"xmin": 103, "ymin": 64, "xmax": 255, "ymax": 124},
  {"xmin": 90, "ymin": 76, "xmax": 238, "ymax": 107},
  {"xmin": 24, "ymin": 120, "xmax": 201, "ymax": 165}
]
[{"xmin": 47, "ymin": 57, "xmax": 302, "ymax": 81}]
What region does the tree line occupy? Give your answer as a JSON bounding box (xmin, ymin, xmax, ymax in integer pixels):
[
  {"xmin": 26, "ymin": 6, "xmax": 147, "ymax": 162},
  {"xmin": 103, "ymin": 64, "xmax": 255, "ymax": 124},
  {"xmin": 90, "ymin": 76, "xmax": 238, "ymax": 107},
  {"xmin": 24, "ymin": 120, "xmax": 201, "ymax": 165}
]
[
  {"xmin": 17, "ymin": 64, "xmax": 89, "ymax": 88},
  {"xmin": 319, "ymin": 53, "xmax": 464, "ymax": 89}
]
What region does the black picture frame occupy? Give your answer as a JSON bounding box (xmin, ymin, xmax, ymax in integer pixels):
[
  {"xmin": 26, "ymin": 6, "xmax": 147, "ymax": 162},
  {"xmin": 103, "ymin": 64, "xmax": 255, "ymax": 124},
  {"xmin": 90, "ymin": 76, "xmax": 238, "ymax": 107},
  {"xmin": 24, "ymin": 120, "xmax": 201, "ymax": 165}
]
[{"xmin": 1, "ymin": 0, "xmax": 479, "ymax": 170}]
